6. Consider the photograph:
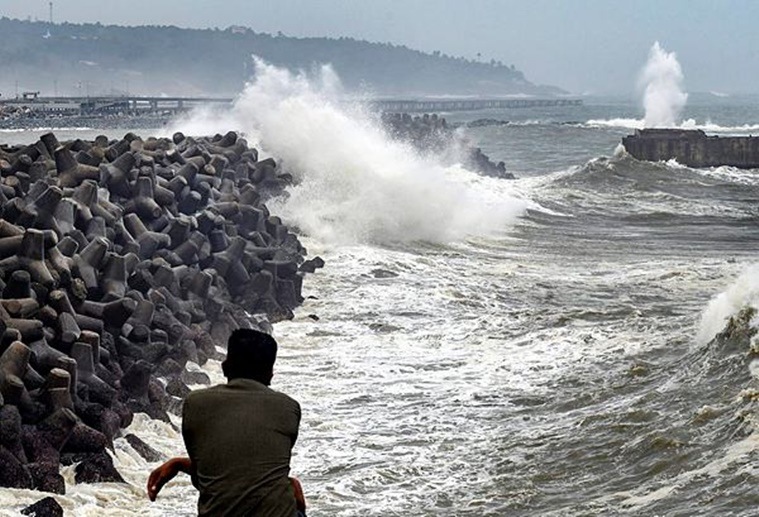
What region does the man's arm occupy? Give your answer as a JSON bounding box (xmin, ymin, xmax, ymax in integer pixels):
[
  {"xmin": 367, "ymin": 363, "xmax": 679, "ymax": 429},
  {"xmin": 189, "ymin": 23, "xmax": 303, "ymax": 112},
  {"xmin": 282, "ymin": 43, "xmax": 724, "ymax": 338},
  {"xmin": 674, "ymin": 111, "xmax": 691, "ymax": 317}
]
[
  {"xmin": 147, "ymin": 457, "xmax": 195, "ymax": 501},
  {"xmin": 290, "ymin": 477, "xmax": 307, "ymax": 514},
  {"xmin": 290, "ymin": 400, "xmax": 302, "ymax": 447},
  {"xmin": 148, "ymin": 456, "xmax": 306, "ymax": 511}
]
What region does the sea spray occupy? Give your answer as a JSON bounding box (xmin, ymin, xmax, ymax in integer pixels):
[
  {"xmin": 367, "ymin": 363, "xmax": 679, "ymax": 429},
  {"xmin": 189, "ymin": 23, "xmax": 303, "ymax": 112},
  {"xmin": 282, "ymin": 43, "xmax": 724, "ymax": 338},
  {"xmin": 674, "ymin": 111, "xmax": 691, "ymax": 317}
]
[
  {"xmin": 170, "ymin": 58, "xmax": 527, "ymax": 245},
  {"xmin": 697, "ymin": 264, "xmax": 759, "ymax": 345},
  {"xmin": 640, "ymin": 42, "xmax": 688, "ymax": 128}
]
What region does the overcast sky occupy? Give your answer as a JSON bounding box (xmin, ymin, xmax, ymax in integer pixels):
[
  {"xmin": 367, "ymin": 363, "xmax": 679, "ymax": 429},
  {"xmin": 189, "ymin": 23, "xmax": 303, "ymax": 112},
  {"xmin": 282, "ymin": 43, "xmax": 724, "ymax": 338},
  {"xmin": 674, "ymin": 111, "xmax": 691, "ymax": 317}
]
[{"xmin": 2, "ymin": 0, "xmax": 757, "ymax": 94}]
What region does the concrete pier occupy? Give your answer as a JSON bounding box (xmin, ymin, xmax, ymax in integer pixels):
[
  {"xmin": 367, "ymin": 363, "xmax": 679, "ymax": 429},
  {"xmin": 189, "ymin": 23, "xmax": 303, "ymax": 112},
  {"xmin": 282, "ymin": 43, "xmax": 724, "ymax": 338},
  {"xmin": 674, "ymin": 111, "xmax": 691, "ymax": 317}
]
[
  {"xmin": 622, "ymin": 129, "xmax": 759, "ymax": 169},
  {"xmin": 0, "ymin": 96, "xmax": 231, "ymax": 116},
  {"xmin": 0, "ymin": 95, "xmax": 583, "ymax": 117},
  {"xmin": 369, "ymin": 98, "xmax": 582, "ymax": 112}
]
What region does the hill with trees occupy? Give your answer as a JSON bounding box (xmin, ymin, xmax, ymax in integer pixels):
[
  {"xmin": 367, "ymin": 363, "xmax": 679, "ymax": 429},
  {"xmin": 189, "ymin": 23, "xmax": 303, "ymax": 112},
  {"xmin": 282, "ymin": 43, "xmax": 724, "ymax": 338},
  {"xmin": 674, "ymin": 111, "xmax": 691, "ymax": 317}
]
[{"xmin": 0, "ymin": 17, "xmax": 563, "ymax": 98}]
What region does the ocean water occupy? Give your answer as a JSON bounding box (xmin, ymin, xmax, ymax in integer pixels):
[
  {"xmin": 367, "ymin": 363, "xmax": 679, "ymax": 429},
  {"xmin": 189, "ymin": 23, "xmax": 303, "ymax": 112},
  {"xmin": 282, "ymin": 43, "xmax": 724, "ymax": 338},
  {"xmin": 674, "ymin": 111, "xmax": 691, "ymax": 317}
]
[{"xmin": 4, "ymin": 83, "xmax": 759, "ymax": 516}]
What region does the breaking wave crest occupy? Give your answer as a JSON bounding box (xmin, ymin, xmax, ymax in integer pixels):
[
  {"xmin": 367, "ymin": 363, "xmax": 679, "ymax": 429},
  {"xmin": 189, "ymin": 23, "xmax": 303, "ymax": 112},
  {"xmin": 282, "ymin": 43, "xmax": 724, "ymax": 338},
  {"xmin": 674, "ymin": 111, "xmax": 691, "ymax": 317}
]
[
  {"xmin": 170, "ymin": 58, "xmax": 527, "ymax": 246},
  {"xmin": 697, "ymin": 265, "xmax": 759, "ymax": 345}
]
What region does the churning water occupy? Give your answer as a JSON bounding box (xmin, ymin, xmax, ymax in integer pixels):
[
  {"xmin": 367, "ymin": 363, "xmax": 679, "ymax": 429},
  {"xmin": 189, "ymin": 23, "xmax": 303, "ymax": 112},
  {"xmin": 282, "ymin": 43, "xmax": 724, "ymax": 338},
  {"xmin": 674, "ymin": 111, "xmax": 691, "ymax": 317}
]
[{"xmin": 4, "ymin": 72, "xmax": 759, "ymax": 515}]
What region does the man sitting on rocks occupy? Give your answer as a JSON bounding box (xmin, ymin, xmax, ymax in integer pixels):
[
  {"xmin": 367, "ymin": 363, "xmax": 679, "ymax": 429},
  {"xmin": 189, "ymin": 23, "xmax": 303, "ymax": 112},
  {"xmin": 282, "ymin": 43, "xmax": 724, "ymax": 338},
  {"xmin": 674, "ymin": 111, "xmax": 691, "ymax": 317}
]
[{"xmin": 147, "ymin": 329, "xmax": 305, "ymax": 516}]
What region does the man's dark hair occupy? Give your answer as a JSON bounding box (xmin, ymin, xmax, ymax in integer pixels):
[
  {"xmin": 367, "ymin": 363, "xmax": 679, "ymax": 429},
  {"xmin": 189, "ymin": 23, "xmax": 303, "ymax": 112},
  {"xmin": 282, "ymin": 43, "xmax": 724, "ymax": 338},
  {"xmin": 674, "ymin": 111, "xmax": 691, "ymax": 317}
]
[{"xmin": 221, "ymin": 329, "xmax": 278, "ymax": 384}]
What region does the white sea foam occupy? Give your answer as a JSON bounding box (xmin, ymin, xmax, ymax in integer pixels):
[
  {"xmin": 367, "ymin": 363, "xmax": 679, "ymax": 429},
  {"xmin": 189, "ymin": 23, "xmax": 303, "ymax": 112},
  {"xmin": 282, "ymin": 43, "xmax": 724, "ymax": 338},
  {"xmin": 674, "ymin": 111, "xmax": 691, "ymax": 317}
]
[
  {"xmin": 696, "ymin": 165, "xmax": 759, "ymax": 186},
  {"xmin": 585, "ymin": 117, "xmax": 759, "ymax": 134},
  {"xmin": 680, "ymin": 120, "xmax": 759, "ymax": 133},
  {"xmin": 170, "ymin": 58, "xmax": 527, "ymax": 246},
  {"xmin": 585, "ymin": 118, "xmax": 646, "ymax": 130},
  {"xmin": 697, "ymin": 264, "xmax": 759, "ymax": 344},
  {"xmin": 0, "ymin": 413, "xmax": 195, "ymax": 516}
]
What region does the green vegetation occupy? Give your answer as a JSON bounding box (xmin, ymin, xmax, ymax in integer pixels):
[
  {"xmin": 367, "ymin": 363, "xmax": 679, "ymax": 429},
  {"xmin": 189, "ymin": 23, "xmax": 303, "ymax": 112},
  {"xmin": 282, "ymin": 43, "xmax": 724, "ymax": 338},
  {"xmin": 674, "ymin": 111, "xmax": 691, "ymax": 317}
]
[{"xmin": 0, "ymin": 17, "xmax": 562, "ymax": 97}]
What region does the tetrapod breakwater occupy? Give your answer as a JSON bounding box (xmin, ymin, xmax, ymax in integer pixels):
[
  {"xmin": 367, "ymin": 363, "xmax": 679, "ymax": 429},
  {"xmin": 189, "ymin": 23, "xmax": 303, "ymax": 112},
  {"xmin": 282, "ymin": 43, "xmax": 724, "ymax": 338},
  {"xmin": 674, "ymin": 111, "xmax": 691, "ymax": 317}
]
[{"xmin": 0, "ymin": 130, "xmax": 322, "ymax": 506}]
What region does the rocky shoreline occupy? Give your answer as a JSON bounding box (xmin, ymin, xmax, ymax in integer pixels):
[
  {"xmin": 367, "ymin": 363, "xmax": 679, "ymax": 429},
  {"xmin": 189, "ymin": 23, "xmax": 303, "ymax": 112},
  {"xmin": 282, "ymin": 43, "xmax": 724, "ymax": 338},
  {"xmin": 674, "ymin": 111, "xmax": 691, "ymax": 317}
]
[
  {"xmin": 382, "ymin": 112, "xmax": 515, "ymax": 179},
  {"xmin": 0, "ymin": 130, "xmax": 322, "ymax": 497}
]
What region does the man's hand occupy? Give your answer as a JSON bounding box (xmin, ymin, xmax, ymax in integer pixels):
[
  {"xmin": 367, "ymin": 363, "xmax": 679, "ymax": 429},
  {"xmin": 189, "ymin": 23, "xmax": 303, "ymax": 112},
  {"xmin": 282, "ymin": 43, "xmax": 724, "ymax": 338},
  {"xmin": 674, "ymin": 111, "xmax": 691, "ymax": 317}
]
[{"xmin": 147, "ymin": 457, "xmax": 194, "ymax": 501}]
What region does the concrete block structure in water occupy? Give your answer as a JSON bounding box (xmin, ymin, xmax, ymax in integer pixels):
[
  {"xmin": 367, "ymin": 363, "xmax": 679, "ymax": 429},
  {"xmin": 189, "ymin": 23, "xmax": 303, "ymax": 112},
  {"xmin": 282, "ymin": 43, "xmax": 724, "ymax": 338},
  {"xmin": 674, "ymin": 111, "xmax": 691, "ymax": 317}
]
[{"xmin": 623, "ymin": 128, "xmax": 759, "ymax": 169}]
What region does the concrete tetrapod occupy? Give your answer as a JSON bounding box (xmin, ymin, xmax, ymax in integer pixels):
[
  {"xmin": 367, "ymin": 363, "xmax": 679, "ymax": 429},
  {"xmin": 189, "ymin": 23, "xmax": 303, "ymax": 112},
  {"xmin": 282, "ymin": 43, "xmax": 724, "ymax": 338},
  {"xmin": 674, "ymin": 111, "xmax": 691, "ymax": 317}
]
[{"xmin": 0, "ymin": 130, "xmax": 321, "ymax": 492}]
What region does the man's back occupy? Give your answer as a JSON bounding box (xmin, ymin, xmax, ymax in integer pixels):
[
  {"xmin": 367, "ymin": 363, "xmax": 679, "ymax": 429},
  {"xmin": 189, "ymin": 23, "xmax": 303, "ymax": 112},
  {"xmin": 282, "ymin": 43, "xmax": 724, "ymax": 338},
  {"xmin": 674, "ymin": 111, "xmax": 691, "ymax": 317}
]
[{"xmin": 182, "ymin": 378, "xmax": 301, "ymax": 517}]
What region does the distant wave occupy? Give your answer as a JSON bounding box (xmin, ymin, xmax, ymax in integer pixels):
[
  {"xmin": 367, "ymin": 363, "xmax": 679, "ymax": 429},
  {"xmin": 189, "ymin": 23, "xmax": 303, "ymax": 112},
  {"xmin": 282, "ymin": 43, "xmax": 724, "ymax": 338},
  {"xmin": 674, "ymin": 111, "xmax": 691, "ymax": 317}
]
[
  {"xmin": 585, "ymin": 118, "xmax": 759, "ymax": 133},
  {"xmin": 506, "ymin": 119, "xmax": 546, "ymax": 126},
  {"xmin": 585, "ymin": 118, "xmax": 645, "ymax": 130}
]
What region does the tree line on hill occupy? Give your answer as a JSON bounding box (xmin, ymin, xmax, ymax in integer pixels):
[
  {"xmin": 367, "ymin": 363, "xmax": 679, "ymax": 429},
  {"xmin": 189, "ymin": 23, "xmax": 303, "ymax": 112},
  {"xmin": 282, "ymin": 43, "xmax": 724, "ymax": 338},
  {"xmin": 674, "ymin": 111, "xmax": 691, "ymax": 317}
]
[{"xmin": 0, "ymin": 17, "xmax": 563, "ymax": 98}]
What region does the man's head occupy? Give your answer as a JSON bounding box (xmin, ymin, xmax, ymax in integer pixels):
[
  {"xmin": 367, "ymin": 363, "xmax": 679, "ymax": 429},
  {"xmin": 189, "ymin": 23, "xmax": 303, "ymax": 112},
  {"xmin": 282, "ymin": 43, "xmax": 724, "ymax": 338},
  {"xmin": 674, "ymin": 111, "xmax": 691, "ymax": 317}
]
[{"xmin": 221, "ymin": 329, "xmax": 278, "ymax": 385}]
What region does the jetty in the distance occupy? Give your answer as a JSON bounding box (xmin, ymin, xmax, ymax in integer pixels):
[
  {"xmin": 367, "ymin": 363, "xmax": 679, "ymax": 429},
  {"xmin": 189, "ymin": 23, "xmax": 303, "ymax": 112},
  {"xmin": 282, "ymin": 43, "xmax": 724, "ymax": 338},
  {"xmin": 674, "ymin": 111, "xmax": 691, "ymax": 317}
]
[
  {"xmin": 623, "ymin": 128, "xmax": 759, "ymax": 169},
  {"xmin": 369, "ymin": 97, "xmax": 582, "ymax": 112},
  {"xmin": 0, "ymin": 95, "xmax": 231, "ymax": 116},
  {"xmin": 0, "ymin": 95, "xmax": 583, "ymax": 118}
]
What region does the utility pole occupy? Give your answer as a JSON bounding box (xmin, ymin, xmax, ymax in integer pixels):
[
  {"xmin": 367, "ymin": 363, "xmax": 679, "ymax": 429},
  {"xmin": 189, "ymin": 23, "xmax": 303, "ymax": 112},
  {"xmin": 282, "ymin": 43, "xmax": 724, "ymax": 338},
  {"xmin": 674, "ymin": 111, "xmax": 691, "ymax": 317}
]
[{"xmin": 49, "ymin": 2, "xmax": 53, "ymax": 24}]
